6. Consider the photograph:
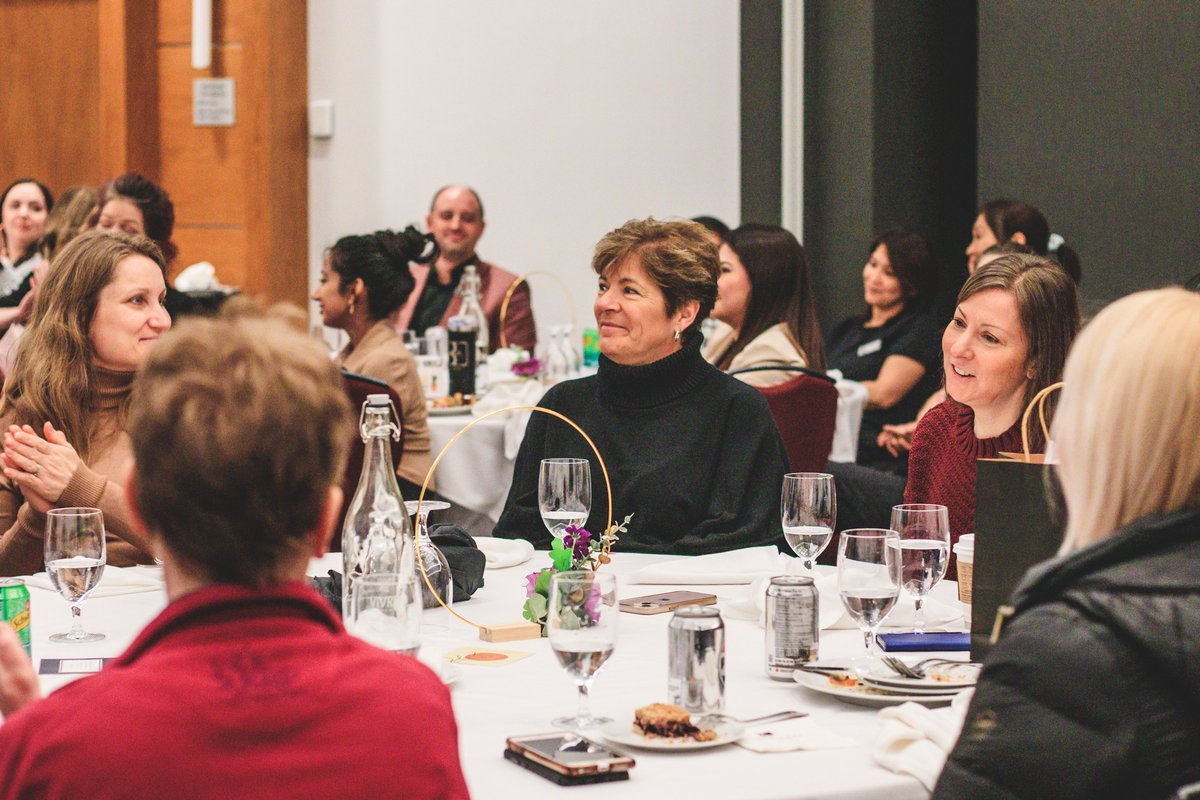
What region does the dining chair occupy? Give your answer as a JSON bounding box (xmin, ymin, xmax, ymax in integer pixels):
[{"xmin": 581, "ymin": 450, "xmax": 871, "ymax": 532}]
[{"xmin": 731, "ymin": 365, "xmax": 838, "ymax": 473}]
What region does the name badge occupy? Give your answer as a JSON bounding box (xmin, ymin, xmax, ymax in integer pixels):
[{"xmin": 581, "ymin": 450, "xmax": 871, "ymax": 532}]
[{"xmin": 857, "ymin": 339, "xmax": 882, "ymax": 357}]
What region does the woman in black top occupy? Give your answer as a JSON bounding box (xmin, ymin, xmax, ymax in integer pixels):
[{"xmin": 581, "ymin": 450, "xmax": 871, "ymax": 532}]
[
  {"xmin": 825, "ymin": 228, "xmax": 940, "ymax": 472},
  {"xmin": 493, "ymin": 218, "xmax": 789, "ymax": 555}
]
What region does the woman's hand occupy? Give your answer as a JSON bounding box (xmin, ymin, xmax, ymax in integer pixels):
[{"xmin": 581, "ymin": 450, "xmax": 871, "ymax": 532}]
[
  {"xmin": 1, "ymin": 423, "xmax": 82, "ymax": 513},
  {"xmin": 877, "ymin": 422, "xmax": 917, "ymax": 457},
  {"xmin": 13, "ymin": 288, "xmax": 36, "ymax": 324},
  {"xmin": 0, "ymin": 621, "xmax": 40, "ymax": 716}
]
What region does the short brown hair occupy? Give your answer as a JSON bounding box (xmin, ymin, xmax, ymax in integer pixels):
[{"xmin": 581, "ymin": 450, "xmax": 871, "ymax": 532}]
[
  {"xmin": 129, "ymin": 315, "xmax": 352, "ymax": 587},
  {"xmin": 591, "ymin": 218, "xmax": 718, "ymax": 336},
  {"xmin": 957, "ymin": 253, "xmax": 1079, "ymax": 445}
]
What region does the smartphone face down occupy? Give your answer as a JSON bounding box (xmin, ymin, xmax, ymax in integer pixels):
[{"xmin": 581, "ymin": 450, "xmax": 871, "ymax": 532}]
[
  {"xmin": 507, "ymin": 734, "xmax": 634, "ymax": 776},
  {"xmin": 618, "ymin": 590, "xmax": 718, "ymax": 615}
]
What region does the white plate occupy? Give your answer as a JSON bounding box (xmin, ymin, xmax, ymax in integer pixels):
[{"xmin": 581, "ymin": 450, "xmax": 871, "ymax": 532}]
[
  {"xmin": 427, "ymin": 405, "xmax": 473, "ymax": 416},
  {"xmin": 860, "ymin": 661, "xmax": 980, "ymax": 691},
  {"xmin": 792, "ymin": 670, "xmax": 960, "ymax": 708},
  {"xmin": 598, "ymin": 719, "xmax": 744, "ymax": 751}
]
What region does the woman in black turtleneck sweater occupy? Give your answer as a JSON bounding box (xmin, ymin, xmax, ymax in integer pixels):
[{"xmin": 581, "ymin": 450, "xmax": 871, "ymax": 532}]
[{"xmin": 493, "ymin": 218, "xmax": 789, "ymax": 554}]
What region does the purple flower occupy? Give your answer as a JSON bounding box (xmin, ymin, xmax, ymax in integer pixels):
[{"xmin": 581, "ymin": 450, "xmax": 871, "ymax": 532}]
[
  {"xmin": 524, "ymin": 570, "xmax": 540, "ymax": 598},
  {"xmin": 512, "ymin": 358, "xmax": 542, "ymax": 377},
  {"xmin": 583, "ymin": 584, "xmax": 602, "ymax": 621}
]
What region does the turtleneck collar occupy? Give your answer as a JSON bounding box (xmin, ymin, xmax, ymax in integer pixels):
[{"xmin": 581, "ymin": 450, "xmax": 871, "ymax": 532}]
[
  {"xmin": 92, "ymin": 365, "xmax": 136, "ymax": 413},
  {"xmin": 596, "ymin": 331, "xmax": 714, "ymax": 409},
  {"xmin": 951, "ymin": 400, "xmax": 1026, "ymax": 459}
]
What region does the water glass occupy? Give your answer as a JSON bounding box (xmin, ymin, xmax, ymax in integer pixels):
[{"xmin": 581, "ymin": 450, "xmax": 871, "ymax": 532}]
[
  {"xmin": 889, "ymin": 504, "xmax": 951, "ymax": 633},
  {"xmin": 781, "ymin": 472, "xmax": 836, "ymax": 570},
  {"xmin": 348, "ymin": 571, "xmax": 423, "ymax": 656},
  {"xmin": 548, "ymin": 570, "xmax": 617, "ymax": 729},
  {"xmin": 837, "ymin": 529, "xmax": 901, "ymax": 666},
  {"xmin": 44, "ymin": 507, "xmax": 107, "ymax": 643},
  {"xmin": 538, "ymin": 458, "xmax": 591, "ymax": 538}
]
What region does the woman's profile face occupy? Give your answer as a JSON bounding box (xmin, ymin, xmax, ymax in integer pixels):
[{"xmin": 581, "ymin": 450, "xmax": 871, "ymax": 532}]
[
  {"xmin": 965, "ymin": 213, "xmax": 999, "ymax": 274},
  {"xmin": 594, "ymin": 256, "xmax": 688, "ymax": 366},
  {"xmin": 96, "ymin": 198, "xmax": 146, "ymax": 238},
  {"xmin": 89, "ymin": 254, "xmax": 171, "ymax": 371},
  {"xmin": 862, "ymin": 244, "xmax": 905, "ymax": 313},
  {"xmin": 712, "ymin": 243, "xmax": 752, "ymax": 332},
  {"xmin": 310, "ymin": 255, "xmax": 353, "ymax": 329},
  {"xmin": 1, "ymin": 182, "xmax": 50, "ymax": 256},
  {"xmin": 942, "ymin": 287, "xmax": 1031, "ymax": 417}
]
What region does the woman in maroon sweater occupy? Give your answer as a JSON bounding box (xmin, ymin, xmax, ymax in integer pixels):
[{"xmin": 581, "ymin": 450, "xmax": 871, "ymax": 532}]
[{"xmin": 905, "ymin": 255, "xmax": 1079, "ymax": 577}]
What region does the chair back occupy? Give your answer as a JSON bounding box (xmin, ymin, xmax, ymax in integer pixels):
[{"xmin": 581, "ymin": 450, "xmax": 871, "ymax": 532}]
[
  {"xmin": 735, "ymin": 366, "xmax": 838, "ymax": 472},
  {"xmin": 333, "ymin": 370, "xmax": 404, "ymax": 551}
]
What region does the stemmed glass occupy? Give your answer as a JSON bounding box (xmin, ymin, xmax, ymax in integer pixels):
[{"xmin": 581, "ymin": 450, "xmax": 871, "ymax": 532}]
[
  {"xmin": 538, "ymin": 458, "xmax": 591, "ymax": 539},
  {"xmin": 548, "ymin": 570, "xmax": 617, "ymax": 729},
  {"xmin": 404, "ymin": 499, "xmax": 454, "ymax": 607},
  {"xmin": 348, "ymin": 571, "xmax": 423, "ymax": 656},
  {"xmin": 890, "ymin": 504, "xmax": 951, "ymax": 633},
  {"xmin": 781, "ymin": 472, "xmax": 836, "ymax": 571},
  {"xmin": 44, "ymin": 507, "xmax": 107, "ymax": 643},
  {"xmin": 837, "ymin": 529, "xmax": 901, "ymax": 669}
]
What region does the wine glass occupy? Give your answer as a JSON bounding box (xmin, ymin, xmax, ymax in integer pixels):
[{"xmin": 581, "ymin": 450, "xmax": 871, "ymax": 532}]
[
  {"xmin": 781, "ymin": 472, "xmax": 836, "ymax": 570},
  {"xmin": 548, "ymin": 570, "xmax": 617, "ymax": 729},
  {"xmin": 890, "ymin": 504, "xmax": 951, "ymax": 633},
  {"xmin": 405, "ymin": 499, "xmax": 453, "ymax": 634},
  {"xmin": 837, "ymin": 529, "xmax": 901, "ymax": 668},
  {"xmin": 44, "ymin": 507, "xmax": 107, "ymax": 643},
  {"xmin": 538, "ymin": 458, "xmax": 591, "ymax": 539},
  {"xmin": 348, "ymin": 571, "xmax": 423, "ymax": 656}
]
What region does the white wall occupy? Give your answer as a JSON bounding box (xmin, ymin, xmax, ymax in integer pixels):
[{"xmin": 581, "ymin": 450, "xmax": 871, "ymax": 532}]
[{"xmin": 307, "ymin": 0, "xmax": 740, "ymax": 347}]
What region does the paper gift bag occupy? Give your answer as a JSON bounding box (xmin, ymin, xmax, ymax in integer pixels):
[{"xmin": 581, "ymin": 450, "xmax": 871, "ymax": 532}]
[{"xmin": 971, "ymin": 384, "xmax": 1065, "ymax": 657}]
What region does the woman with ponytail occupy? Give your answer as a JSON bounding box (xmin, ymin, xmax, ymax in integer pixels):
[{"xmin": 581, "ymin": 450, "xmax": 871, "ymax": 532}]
[
  {"xmin": 311, "ymin": 227, "xmax": 438, "ymax": 495},
  {"xmin": 965, "ymin": 198, "xmax": 1083, "ymax": 284}
]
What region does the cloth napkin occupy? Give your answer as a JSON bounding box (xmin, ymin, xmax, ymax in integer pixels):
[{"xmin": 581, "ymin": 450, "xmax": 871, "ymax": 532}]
[
  {"xmin": 470, "ymin": 379, "xmax": 544, "ymax": 459},
  {"xmin": 736, "ymin": 716, "xmax": 857, "ymax": 753},
  {"xmin": 723, "ymin": 571, "xmax": 962, "ymax": 631},
  {"xmin": 873, "ymin": 689, "xmax": 974, "ymax": 790},
  {"xmin": 472, "ymin": 536, "xmax": 535, "ymax": 569},
  {"xmin": 626, "ymin": 546, "xmax": 793, "ymax": 585},
  {"xmin": 24, "ymin": 565, "xmax": 165, "ymax": 598}
]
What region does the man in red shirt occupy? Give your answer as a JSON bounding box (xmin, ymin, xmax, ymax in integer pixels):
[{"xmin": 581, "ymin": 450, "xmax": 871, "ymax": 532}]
[{"xmin": 0, "ymin": 314, "xmax": 470, "ymax": 800}]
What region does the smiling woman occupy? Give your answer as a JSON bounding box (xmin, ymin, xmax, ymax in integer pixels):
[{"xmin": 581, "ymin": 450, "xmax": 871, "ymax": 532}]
[
  {"xmin": 493, "ymin": 218, "xmax": 790, "ymax": 555},
  {"xmin": 0, "ymin": 231, "xmax": 171, "ymax": 575},
  {"xmin": 904, "ymin": 254, "xmax": 1079, "ymax": 570}
]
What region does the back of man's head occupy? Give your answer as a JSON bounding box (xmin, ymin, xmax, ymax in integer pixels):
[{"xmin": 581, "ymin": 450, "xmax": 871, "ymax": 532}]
[{"xmin": 129, "ymin": 315, "xmax": 352, "ymax": 587}]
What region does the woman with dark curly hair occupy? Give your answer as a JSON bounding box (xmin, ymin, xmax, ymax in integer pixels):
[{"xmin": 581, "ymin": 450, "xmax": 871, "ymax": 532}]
[{"xmin": 311, "ymin": 227, "xmax": 438, "ymax": 495}]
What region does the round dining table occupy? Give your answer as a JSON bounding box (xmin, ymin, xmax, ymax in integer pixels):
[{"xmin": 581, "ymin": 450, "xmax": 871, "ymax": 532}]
[{"xmin": 15, "ymin": 550, "xmax": 963, "ymax": 800}]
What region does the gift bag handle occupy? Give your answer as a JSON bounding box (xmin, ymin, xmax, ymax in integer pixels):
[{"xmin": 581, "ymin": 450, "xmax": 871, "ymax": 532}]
[{"xmin": 1020, "ymin": 382, "xmax": 1064, "ymax": 460}]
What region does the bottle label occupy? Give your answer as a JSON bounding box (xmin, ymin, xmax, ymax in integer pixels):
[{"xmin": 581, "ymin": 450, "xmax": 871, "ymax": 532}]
[{"xmin": 448, "ymin": 330, "xmax": 477, "ymax": 396}]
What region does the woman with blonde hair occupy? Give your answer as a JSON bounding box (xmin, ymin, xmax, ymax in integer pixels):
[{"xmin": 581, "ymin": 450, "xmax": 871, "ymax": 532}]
[
  {"xmin": 934, "ymin": 288, "xmax": 1200, "ymax": 799},
  {"xmin": 0, "ymin": 231, "xmax": 170, "ymax": 574}
]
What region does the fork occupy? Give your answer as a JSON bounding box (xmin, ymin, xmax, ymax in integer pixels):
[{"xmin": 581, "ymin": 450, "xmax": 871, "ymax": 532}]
[
  {"xmin": 705, "ymin": 710, "xmax": 808, "ymax": 725},
  {"xmin": 883, "ymin": 656, "xmax": 982, "ymax": 679}
]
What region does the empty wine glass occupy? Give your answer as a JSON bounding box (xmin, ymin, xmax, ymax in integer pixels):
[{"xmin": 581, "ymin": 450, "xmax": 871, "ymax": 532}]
[
  {"xmin": 837, "ymin": 528, "xmax": 901, "ymax": 668},
  {"xmin": 44, "ymin": 507, "xmax": 107, "ymax": 643},
  {"xmin": 781, "ymin": 472, "xmax": 836, "ymax": 570},
  {"xmin": 404, "ymin": 500, "xmax": 454, "ymax": 607},
  {"xmin": 538, "ymin": 458, "xmax": 591, "ymax": 539},
  {"xmin": 890, "ymin": 504, "xmax": 951, "ymax": 633},
  {"xmin": 548, "ymin": 570, "xmax": 617, "ymax": 729},
  {"xmin": 348, "ymin": 571, "xmax": 423, "ymax": 656}
]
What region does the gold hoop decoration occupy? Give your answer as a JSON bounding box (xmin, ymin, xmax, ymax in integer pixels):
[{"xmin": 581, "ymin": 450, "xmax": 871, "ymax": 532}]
[
  {"xmin": 413, "ymin": 405, "xmax": 613, "ymax": 633},
  {"xmin": 498, "ymin": 271, "xmax": 577, "ymax": 349}
]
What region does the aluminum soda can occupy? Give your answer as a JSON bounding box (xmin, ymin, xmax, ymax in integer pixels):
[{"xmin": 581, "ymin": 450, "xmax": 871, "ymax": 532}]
[
  {"xmin": 668, "ymin": 605, "xmax": 725, "ymax": 714},
  {"xmin": 1, "ymin": 578, "xmax": 31, "ymax": 658},
  {"xmin": 765, "ymin": 575, "xmax": 818, "ymax": 680}
]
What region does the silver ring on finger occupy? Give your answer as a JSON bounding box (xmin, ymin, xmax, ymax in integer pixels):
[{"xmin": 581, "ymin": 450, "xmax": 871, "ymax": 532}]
[{"xmin": 31, "ymin": 465, "xmax": 39, "ymax": 477}]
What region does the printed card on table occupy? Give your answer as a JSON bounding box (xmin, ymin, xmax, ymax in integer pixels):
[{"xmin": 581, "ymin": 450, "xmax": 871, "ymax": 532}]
[{"xmin": 443, "ymin": 646, "xmax": 532, "ymax": 667}]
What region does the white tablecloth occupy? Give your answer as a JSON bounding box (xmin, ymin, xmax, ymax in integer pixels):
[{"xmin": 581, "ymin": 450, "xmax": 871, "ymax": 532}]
[{"xmin": 19, "ymin": 553, "xmax": 965, "ymax": 799}]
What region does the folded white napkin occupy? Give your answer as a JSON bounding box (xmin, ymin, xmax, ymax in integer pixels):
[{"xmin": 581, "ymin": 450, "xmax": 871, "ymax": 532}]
[
  {"xmin": 626, "ymin": 546, "xmax": 794, "ymax": 585},
  {"xmin": 24, "ymin": 565, "xmax": 165, "ymax": 598},
  {"xmin": 737, "ymin": 716, "xmax": 857, "ymax": 753},
  {"xmin": 724, "ymin": 571, "xmax": 962, "ymax": 631},
  {"xmin": 473, "ymin": 536, "xmax": 535, "ymax": 569},
  {"xmin": 470, "ymin": 379, "xmax": 544, "ymax": 459},
  {"xmin": 873, "ymin": 689, "xmax": 974, "ymax": 790}
]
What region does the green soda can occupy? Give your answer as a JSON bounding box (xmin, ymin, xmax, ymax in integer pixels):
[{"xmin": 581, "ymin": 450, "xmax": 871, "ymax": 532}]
[{"xmin": 1, "ymin": 578, "xmax": 32, "ymax": 658}]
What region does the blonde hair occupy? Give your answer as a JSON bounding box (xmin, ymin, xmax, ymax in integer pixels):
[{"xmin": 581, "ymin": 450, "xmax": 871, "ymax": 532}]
[
  {"xmin": 591, "ymin": 217, "xmax": 718, "ymax": 336},
  {"xmin": 1053, "ymin": 288, "xmax": 1200, "ymax": 553},
  {"xmin": 2, "ymin": 231, "xmax": 165, "ymax": 459},
  {"xmin": 39, "ymin": 185, "xmax": 99, "ymax": 263}
]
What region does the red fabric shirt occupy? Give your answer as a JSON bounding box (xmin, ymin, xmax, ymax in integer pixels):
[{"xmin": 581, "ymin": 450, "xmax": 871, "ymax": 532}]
[
  {"xmin": 904, "ymin": 400, "xmax": 1025, "ymax": 580},
  {"xmin": 0, "ymin": 582, "xmax": 470, "ymax": 800}
]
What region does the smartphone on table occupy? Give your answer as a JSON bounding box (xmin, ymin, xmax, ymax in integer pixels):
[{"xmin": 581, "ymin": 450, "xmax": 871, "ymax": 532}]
[
  {"xmin": 618, "ymin": 590, "xmax": 717, "ymax": 615},
  {"xmin": 505, "ymin": 733, "xmax": 634, "ymax": 785}
]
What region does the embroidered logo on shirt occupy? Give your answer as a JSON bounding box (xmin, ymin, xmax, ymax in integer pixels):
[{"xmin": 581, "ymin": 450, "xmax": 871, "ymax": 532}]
[
  {"xmin": 856, "ymin": 339, "xmax": 883, "ymax": 357},
  {"xmin": 209, "ymin": 651, "xmax": 301, "ymax": 701}
]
